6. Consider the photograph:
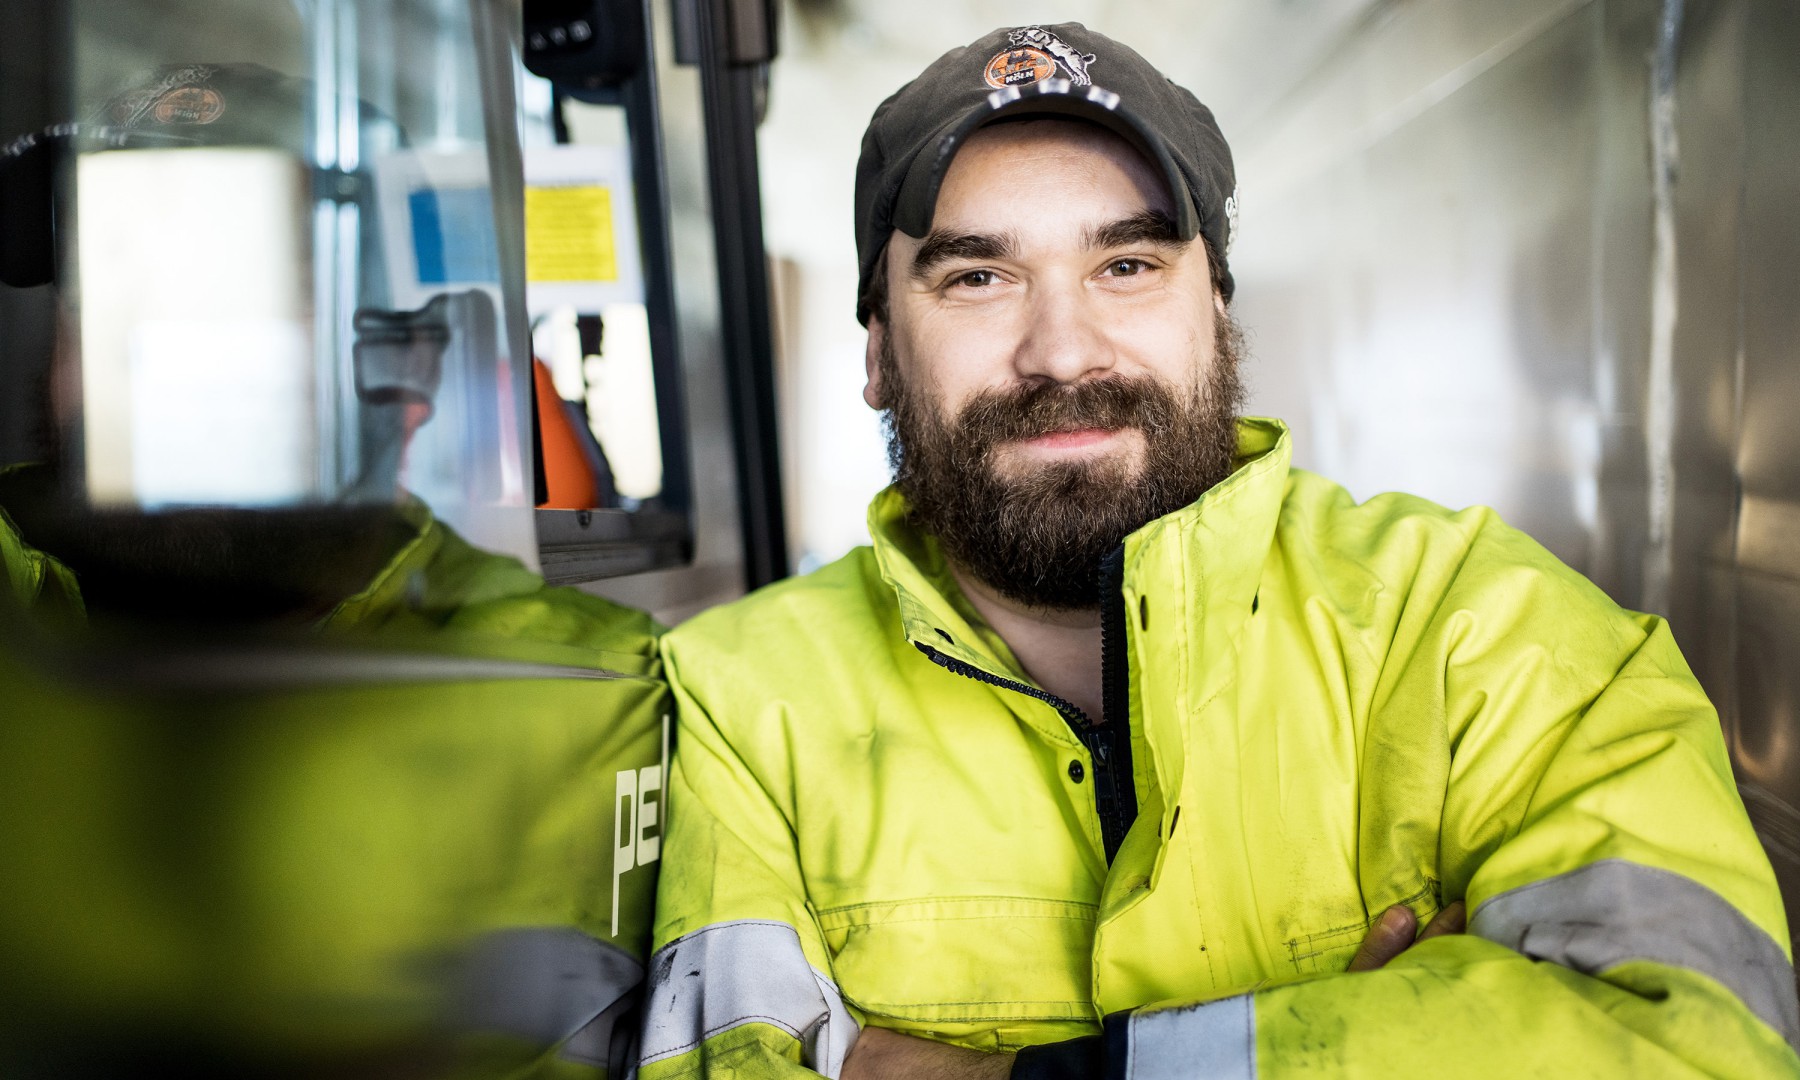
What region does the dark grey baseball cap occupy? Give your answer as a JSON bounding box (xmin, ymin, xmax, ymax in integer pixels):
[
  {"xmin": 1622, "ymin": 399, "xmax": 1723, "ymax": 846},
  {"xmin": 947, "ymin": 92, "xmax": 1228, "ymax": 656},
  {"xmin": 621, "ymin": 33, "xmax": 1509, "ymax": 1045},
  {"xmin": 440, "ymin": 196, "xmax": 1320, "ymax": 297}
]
[{"xmin": 853, "ymin": 22, "xmax": 1238, "ymax": 326}]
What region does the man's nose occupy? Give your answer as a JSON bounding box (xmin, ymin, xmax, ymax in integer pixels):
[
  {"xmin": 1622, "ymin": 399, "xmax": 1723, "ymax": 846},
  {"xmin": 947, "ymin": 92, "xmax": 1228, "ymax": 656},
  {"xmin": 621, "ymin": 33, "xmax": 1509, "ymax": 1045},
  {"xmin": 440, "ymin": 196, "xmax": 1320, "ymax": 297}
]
[{"xmin": 1010, "ymin": 278, "xmax": 1116, "ymax": 385}]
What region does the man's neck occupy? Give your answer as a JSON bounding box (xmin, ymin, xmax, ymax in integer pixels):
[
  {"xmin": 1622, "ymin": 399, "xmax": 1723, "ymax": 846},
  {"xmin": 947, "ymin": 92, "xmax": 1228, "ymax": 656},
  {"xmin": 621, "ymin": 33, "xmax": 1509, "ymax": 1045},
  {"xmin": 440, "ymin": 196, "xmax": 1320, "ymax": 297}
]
[{"xmin": 948, "ymin": 562, "xmax": 1105, "ymax": 723}]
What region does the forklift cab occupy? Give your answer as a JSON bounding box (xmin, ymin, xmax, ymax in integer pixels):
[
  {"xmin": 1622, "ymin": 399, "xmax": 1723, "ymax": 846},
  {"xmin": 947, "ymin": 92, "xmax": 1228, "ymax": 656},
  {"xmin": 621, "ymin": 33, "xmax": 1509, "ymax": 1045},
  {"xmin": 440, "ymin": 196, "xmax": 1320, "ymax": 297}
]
[{"xmin": 0, "ymin": 0, "xmax": 781, "ymax": 1075}]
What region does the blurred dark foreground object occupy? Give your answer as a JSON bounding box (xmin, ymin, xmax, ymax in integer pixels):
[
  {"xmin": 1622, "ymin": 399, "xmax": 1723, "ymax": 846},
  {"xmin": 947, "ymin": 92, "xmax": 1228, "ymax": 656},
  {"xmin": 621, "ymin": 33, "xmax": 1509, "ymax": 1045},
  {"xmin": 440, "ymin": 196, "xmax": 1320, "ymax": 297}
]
[{"xmin": 0, "ymin": 489, "xmax": 670, "ymax": 1079}]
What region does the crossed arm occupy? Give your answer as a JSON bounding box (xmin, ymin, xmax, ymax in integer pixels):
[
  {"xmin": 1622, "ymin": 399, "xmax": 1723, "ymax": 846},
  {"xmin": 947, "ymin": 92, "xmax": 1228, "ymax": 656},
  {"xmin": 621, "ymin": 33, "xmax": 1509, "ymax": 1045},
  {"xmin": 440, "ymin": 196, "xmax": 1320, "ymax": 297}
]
[{"xmin": 840, "ymin": 904, "xmax": 1468, "ymax": 1080}]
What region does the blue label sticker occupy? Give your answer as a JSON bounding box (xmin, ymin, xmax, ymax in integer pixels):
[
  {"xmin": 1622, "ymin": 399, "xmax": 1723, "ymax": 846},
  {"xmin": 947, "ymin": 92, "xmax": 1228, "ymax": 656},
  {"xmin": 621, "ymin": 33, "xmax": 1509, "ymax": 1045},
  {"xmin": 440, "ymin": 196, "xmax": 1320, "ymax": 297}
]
[{"xmin": 409, "ymin": 187, "xmax": 499, "ymax": 285}]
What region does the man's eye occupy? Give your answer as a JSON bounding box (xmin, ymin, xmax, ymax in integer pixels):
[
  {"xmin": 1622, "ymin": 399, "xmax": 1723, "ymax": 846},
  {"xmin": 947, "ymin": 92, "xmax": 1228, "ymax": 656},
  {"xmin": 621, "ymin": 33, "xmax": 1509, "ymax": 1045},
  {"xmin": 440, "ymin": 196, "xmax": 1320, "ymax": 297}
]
[
  {"xmin": 1105, "ymin": 258, "xmax": 1150, "ymax": 277},
  {"xmin": 950, "ymin": 269, "xmax": 998, "ymax": 289}
]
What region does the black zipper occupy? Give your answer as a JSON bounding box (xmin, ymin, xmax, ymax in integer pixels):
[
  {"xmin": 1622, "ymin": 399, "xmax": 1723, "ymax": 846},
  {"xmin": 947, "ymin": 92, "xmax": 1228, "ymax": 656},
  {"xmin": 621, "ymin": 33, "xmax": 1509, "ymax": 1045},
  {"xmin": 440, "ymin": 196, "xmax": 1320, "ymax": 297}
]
[
  {"xmin": 914, "ymin": 553, "xmax": 1139, "ymax": 862},
  {"xmin": 914, "ymin": 642, "xmax": 1096, "ymax": 725},
  {"xmin": 1094, "ymin": 545, "xmax": 1138, "ymax": 861}
]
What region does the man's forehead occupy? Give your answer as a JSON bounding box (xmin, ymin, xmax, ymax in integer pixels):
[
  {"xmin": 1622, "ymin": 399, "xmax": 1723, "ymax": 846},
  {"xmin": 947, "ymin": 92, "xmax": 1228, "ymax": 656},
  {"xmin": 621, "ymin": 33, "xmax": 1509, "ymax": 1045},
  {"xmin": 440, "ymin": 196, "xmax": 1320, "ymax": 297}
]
[{"xmin": 911, "ymin": 118, "xmax": 1175, "ymax": 238}]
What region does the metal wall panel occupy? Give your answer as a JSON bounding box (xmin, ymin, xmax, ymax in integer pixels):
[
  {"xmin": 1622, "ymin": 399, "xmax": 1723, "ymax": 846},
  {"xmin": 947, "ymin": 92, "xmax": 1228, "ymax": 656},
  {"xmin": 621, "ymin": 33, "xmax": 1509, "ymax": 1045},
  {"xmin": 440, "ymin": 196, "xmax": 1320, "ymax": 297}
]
[
  {"xmin": 1662, "ymin": 0, "xmax": 1746, "ymax": 702},
  {"xmin": 1737, "ymin": 0, "xmax": 1800, "ymax": 585},
  {"xmin": 1732, "ymin": 0, "xmax": 1800, "ymax": 918},
  {"xmin": 1229, "ymin": 2, "xmax": 1608, "ymax": 570},
  {"xmin": 1587, "ymin": 0, "xmax": 1656, "ymax": 608}
]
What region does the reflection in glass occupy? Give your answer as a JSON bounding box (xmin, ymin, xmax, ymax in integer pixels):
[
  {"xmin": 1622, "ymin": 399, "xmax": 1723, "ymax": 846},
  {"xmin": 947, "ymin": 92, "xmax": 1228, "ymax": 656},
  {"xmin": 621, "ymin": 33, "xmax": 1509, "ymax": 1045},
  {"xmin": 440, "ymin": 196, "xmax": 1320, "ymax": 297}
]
[
  {"xmin": 0, "ymin": 2, "xmax": 671, "ymax": 1074},
  {"xmin": 523, "ymin": 92, "xmax": 666, "ymax": 511},
  {"xmin": 52, "ymin": 0, "xmax": 535, "ymax": 566}
]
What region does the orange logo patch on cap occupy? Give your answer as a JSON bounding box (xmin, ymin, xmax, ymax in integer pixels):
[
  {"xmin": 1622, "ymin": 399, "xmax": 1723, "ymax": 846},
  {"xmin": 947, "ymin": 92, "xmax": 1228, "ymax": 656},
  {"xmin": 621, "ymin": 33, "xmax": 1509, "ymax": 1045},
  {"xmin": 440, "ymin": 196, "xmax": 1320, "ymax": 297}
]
[
  {"xmin": 151, "ymin": 87, "xmax": 226, "ymax": 125},
  {"xmin": 983, "ymin": 46, "xmax": 1057, "ymax": 89}
]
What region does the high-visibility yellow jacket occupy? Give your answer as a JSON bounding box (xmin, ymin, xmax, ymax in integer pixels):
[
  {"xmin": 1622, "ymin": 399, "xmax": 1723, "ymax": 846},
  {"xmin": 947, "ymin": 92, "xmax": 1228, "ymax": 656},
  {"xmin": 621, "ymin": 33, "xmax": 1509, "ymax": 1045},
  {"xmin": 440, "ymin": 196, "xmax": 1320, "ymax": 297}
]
[
  {"xmin": 646, "ymin": 418, "xmax": 1798, "ymax": 1079},
  {"xmin": 1, "ymin": 487, "xmax": 667, "ymax": 1075}
]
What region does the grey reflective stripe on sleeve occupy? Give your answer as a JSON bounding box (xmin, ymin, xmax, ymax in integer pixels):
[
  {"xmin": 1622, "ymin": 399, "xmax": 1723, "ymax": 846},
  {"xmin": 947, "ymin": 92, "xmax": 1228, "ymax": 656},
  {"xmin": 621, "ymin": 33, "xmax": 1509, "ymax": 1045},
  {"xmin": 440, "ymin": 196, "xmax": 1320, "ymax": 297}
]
[
  {"xmin": 454, "ymin": 927, "xmax": 645, "ymax": 1048},
  {"xmin": 1470, "ymin": 858, "xmax": 1800, "ymax": 1048},
  {"xmin": 640, "ymin": 919, "xmax": 860, "ymax": 1077},
  {"xmin": 1125, "ymin": 994, "xmax": 1255, "ymax": 1080}
]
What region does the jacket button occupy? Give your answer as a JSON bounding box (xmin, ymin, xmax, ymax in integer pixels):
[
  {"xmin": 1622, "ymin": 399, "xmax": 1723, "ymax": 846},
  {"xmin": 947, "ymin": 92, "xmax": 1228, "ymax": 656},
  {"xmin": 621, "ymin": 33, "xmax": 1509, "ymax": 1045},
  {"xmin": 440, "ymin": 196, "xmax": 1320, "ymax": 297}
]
[{"xmin": 1068, "ymin": 760, "xmax": 1085, "ymax": 783}]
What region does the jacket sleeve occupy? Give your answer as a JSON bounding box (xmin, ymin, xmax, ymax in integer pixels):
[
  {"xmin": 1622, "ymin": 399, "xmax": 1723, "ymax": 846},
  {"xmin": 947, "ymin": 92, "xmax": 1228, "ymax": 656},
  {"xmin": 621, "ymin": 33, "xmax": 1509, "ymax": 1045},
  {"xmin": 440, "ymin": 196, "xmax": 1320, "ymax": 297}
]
[
  {"xmin": 637, "ymin": 637, "xmax": 860, "ymax": 1080},
  {"xmin": 1021, "ymin": 522, "xmax": 1800, "ymax": 1080}
]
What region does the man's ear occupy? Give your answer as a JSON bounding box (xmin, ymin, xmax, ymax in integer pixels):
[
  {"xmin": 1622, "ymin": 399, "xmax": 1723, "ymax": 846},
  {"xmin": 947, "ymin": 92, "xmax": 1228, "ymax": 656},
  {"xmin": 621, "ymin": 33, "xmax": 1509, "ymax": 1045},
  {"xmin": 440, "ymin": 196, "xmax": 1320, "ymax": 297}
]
[
  {"xmin": 1213, "ymin": 285, "xmax": 1229, "ymax": 320},
  {"xmin": 863, "ymin": 317, "xmax": 887, "ymax": 410}
]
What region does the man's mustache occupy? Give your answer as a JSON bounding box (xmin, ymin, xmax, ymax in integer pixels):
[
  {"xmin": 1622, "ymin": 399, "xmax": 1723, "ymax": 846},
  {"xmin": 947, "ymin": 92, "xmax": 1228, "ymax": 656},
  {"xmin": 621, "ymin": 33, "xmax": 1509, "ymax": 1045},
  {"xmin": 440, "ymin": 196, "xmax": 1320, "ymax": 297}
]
[{"xmin": 951, "ymin": 376, "xmax": 1177, "ymax": 446}]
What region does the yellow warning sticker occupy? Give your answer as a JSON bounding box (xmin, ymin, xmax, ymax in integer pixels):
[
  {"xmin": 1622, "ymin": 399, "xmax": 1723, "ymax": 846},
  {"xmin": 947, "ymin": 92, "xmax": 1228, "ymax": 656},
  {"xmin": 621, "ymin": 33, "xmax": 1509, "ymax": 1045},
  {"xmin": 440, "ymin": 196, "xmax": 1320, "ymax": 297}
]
[{"xmin": 525, "ymin": 184, "xmax": 617, "ymax": 284}]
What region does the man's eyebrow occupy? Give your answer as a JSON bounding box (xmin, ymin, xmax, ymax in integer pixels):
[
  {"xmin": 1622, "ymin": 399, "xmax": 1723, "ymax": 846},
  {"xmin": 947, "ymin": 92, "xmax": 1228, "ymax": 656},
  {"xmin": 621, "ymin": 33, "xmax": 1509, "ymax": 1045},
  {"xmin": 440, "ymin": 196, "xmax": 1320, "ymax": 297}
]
[
  {"xmin": 909, "ymin": 230, "xmax": 1017, "ymax": 280},
  {"xmin": 1083, "ymin": 211, "xmax": 1187, "ymax": 252}
]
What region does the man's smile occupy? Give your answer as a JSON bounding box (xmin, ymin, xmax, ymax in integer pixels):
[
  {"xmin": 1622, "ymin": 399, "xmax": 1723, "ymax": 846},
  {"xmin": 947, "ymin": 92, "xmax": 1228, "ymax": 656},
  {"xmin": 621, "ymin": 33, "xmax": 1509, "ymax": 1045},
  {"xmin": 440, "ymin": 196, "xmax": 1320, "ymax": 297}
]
[
  {"xmin": 992, "ymin": 425, "xmax": 1149, "ymax": 480},
  {"xmin": 1010, "ymin": 426, "xmax": 1127, "ymax": 453},
  {"xmin": 1022, "ymin": 424, "xmax": 1116, "ymax": 450}
]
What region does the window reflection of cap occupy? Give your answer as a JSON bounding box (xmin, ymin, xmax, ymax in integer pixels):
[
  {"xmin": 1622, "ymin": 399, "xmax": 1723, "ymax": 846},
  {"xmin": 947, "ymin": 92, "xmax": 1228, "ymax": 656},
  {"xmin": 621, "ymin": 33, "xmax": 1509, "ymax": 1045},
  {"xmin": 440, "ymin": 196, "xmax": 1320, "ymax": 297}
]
[{"xmin": 95, "ymin": 63, "xmax": 315, "ymax": 152}]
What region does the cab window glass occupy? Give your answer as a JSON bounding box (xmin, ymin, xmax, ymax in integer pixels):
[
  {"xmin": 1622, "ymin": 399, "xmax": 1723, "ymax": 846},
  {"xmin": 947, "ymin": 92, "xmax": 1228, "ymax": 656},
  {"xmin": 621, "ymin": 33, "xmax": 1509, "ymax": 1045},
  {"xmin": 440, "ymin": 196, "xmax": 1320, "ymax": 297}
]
[{"xmin": 59, "ymin": 0, "xmax": 536, "ymax": 563}]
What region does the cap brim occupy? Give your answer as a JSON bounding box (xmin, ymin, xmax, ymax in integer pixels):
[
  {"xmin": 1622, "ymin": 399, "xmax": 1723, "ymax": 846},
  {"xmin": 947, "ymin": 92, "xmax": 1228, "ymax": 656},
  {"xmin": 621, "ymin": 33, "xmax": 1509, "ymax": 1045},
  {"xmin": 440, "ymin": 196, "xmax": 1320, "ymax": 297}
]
[{"xmin": 890, "ymin": 80, "xmax": 1200, "ymax": 243}]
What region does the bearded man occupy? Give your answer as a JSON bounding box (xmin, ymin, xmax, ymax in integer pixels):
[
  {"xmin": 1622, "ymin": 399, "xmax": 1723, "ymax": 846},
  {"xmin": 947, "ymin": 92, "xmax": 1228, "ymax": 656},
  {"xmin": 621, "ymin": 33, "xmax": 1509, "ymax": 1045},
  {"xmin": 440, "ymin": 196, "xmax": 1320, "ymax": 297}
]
[{"xmin": 637, "ymin": 23, "xmax": 1797, "ymax": 1080}]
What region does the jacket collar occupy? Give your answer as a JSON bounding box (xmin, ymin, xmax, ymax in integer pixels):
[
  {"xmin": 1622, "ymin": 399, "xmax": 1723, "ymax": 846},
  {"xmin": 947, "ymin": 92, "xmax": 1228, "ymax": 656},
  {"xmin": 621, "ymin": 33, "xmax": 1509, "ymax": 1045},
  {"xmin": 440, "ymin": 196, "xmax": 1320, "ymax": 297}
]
[
  {"xmin": 1119, "ymin": 416, "xmax": 1288, "ymax": 662},
  {"xmin": 316, "ymin": 494, "xmax": 440, "ymax": 630},
  {"xmin": 866, "ymin": 484, "xmax": 1030, "ymax": 681},
  {"xmin": 868, "ymin": 417, "xmax": 1293, "ymax": 686}
]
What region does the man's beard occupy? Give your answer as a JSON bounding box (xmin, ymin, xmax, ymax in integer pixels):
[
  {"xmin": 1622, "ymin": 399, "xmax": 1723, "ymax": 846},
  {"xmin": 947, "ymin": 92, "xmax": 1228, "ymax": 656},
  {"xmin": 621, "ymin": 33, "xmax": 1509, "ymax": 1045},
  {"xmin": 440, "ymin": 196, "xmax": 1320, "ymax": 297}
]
[{"xmin": 881, "ymin": 315, "xmax": 1246, "ymax": 612}]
